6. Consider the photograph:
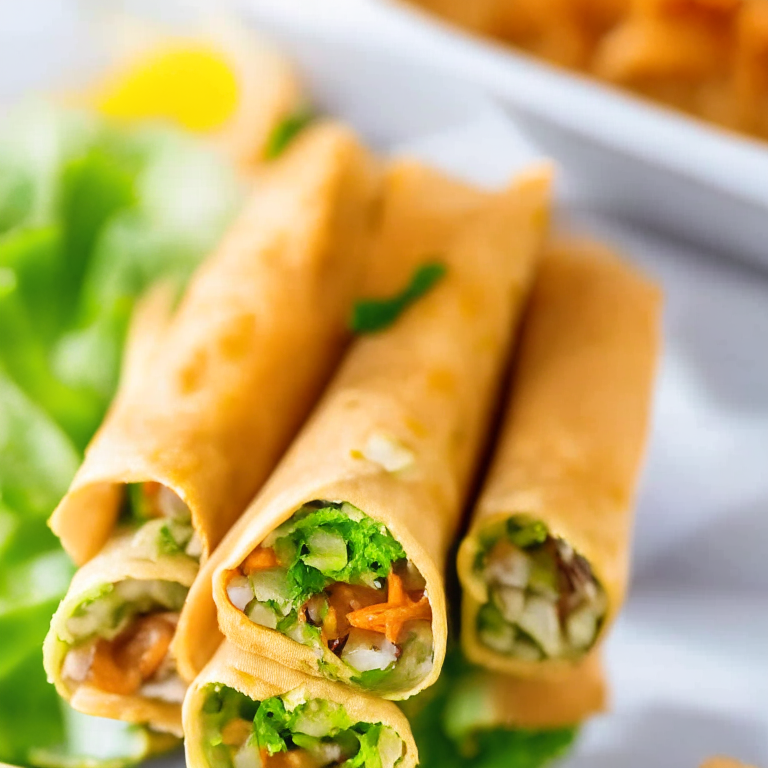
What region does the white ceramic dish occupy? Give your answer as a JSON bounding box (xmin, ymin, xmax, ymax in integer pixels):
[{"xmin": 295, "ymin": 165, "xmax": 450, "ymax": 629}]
[{"xmin": 243, "ymin": 0, "xmax": 768, "ymax": 271}]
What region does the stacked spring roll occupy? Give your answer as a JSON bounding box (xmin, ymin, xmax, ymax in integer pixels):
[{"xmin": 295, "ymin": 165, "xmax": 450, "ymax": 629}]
[
  {"xmin": 184, "ymin": 643, "xmax": 418, "ymax": 768},
  {"xmin": 176, "ymin": 160, "xmax": 553, "ymax": 698},
  {"xmin": 458, "ymin": 239, "xmax": 661, "ymax": 676},
  {"xmin": 44, "ymin": 122, "xmax": 381, "ymax": 735},
  {"xmin": 440, "ymin": 652, "xmax": 606, "ymax": 740}
]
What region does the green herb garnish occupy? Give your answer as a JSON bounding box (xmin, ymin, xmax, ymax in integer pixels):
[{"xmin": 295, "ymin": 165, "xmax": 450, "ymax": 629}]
[
  {"xmin": 351, "ymin": 262, "xmax": 447, "ymax": 334},
  {"xmin": 272, "ymin": 503, "xmax": 406, "ymax": 610},
  {"xmin": 264, "ymin": 108, "xmax": 316, "ymax": 160}
]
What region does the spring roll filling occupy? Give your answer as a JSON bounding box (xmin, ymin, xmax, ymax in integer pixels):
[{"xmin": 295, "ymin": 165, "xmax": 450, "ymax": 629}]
[
  {"xmin": 58, "ymin": 579, "xmax": 189, "ymax": 702},
  {"xmin": 473, "ymin": 516, "xmax": 606, "ymax": 660},
  {"xmin": 201, "ymin": 684, "xmax": 405, "ymax": 768},
  {"xmin": 123, "ymin": 482, "xmax": 203, "ymax": 563},
  {"xmin": 225, "ymin": 502, "xmax": 434, "ymax": 692}
]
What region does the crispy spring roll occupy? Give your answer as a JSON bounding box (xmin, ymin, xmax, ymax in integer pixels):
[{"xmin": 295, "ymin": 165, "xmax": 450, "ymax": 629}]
[
  {"xmin": 176, "ymin": 161, "xmax": 552, "ymax": 699},
  {"xmin": 184, "ymin": 642, "xmax": 418, "ymax": 768},
  {"xmin": 442, "ymin": 653, "xmax": 606, "ymax": 738},
  {"xmin": 458, "ymin": 240, "xmax": 661, "ymax": 677},
  {"xmin": 43, "ymin": 123, "xmax": 380, "ymax": 733}
]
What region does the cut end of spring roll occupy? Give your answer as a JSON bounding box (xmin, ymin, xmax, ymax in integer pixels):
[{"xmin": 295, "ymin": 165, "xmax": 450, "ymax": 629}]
[
  {"xmin": 460, "ymin": 513, "xmax": 608, "ymax": 664},
  {"xmin": 184, "ymin": 643, "xmax": 418, "ymax": 768},
  {"xmin": 49, "ymin": 120, "xmax": 381, "ymax": 568},
  {"xmin": 43, "ymin": 532, "xmax": 199, "ymax": 736},
  {"xmin": 459, "ymin": 239, "xmax": 662, "ymax": 676},
  {"xmin": 220, "ymin": 500, "xmax": 435, "ymax": 699}
]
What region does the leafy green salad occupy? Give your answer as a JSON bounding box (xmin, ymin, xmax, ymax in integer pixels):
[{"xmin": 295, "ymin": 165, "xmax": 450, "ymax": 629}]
[{"xmin": 0, "ymin": 102, "xmax": 243, "ymax": 767}]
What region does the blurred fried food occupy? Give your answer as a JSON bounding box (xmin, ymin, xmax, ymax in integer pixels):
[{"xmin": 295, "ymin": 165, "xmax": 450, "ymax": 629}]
[{"xmin": 406, "ymin": 0, "xmax": 768, "ymax": 141}]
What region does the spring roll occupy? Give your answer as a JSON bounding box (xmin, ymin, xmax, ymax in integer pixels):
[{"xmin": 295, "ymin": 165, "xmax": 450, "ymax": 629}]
[
  {"xmin": 458, "ymin": 239, "xmax": 661, "ymax": 677},
  {"xmin": 184, "ymin": 642, "xmax": 418, "ymax": 768},
  {"xmin": 442, "ymin": 653, "xmax": 606, "ymax": 737},
  {"xmin": 43, "ymin": 122, "xmax": 380, "ymax": 733},
  {"xmin": 176, "ymin": 161, "xmax": 552, "ymax": 698}
]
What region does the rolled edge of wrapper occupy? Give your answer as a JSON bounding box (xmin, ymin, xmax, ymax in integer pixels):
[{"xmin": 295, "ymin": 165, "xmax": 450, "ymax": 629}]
[
  {"xmin": 43, "ymin": 532, "xmax": 198, "ymax": 737},
  {"xmin": 183, "ymin": 642, "xmax": 419, "ymax": 768},
  {"xmin": 458, "ymin": 237, "xmax": 662, "ymax": 677}
]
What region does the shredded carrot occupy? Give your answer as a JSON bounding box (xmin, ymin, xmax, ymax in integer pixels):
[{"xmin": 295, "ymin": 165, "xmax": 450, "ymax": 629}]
[
  {"xmin": 141, "ymin": 481, "xmax": 164, "ymax": 518},
  {"xmin": 116, "ymin": 614, "xmax": 175, "ymax": 679},
  {"xmin": 87, "ymin": 639, "xmax": 142, "ymax": 695},
  {"xmin": 85, "ymin": 614, "xmax": 175, "ymax": 695},
  {"xmin": 241, "ymin": 546, "xmax": 279, "ymax": 574},
  {"xmin": 346, "ymin": 573, "xmax": 432, "ymax": 644}
]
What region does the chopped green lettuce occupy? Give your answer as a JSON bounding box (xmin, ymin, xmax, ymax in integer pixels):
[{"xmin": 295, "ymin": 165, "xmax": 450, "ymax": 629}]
[
  {"xmin": 253, "ymin": 694, "xmax": 396, "ymax": 768},
  {"xmin": 506, "ymin": 517, "xmax": 549, "ymax": 549},
  {"xmin": 203, "ymin": 686, "xmax": 400, "ymax": 768},
  {"xmin": 351, "ymin": 262, "xmax": 447, "ymax": 334},
  {"xmin": 0, "ymin": 102, "xmax": 243, "ymax": 768},
  {"xmin": 270, "ymin": 502, "xmax": 406, "ymax": 609}
]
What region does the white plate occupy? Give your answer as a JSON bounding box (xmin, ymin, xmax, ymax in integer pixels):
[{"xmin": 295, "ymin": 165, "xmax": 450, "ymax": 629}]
[{"xmin": 241, "ymin": 0, "xmax": 768, "ymax": 272}]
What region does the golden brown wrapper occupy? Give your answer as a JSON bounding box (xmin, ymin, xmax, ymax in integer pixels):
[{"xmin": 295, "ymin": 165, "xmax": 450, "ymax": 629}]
[
  {"xmin": 702, "ymin": 760, "xmax": 758, "ymax": 768},
  {"xmin": 49, "ymin": 121, "xmax": 381, "ymax": 567},
  {"xmin": 455, "ymin": 652, "xmax": 606, "ymax": 732},
  {"xmin": 176, "ymin": 161, "xmax": 552, "ymax": 696},
  {"xmin": 458, "ymin": 238, "xmax": 662, "ymax": 677},
  {"xmin": 183, "ymin": 642, "xmax": 419, "ymax": 768},
  {"xmin": 43, "ymin": 531, "xmax": 199, "ymax": 737}
]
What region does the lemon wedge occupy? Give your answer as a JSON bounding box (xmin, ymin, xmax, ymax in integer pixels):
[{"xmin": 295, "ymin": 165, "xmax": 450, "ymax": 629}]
[
  {"xmin": 95, "ymin": 45, "xmax": 239, "ymax": 133},
  {"xmin": 85, "ymin": 23, "xmax": 303, "ymax": 168}
]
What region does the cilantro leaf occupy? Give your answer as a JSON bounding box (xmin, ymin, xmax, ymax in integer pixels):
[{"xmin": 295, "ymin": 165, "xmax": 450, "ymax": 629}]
[
  {"xmin": 264, "ymin": 109, "xmax": 316, "ymax": 161},
  {"xmin": 351, "ymin": 262, "xmax": 446, "ymax": 334}
]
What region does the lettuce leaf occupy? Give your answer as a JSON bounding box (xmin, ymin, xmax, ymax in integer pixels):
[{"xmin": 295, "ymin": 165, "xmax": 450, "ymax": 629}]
[
  {"xmin": 341, "ymin": 724, "xmax": 384, "ymax": 768},
  {"xmin": 274, "ymin": 504, "xmax": 406, "ymax": 608},
  {"xmin": 0, "ymin": 103, "xmax": 242, "ymax": 768},
  {"xmin": 0, "ymin": 375, "xmax": 80, "ymax": 519},
  {"xmin": 253, "ymin": 696, "xmax": 290, "ymax": 755}
]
